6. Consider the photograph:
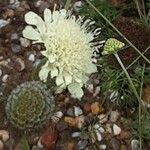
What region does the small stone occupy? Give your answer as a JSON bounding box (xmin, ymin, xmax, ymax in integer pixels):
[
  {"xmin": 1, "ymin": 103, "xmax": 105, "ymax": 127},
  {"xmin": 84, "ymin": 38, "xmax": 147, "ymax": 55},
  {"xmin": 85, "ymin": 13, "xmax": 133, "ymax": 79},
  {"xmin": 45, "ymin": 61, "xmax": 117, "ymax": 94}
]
[
  {"xmin": 77, "ymin": 116, "xmax": 85, "ymax": 128},
  {"xmin": 28, "ymin": 54, "xmax": 35, "ymax": 62},
  {"xmin": 52, "ymin": 111, "xmax": 63, "ymax": 123},
  {"xmin": 16, "ymin": 58, "xmax": 25, "ymax": 71},
  {"xmin": 76, "ymin": 140, "xmax": 88, "ymax": 150},
  {"xmin": 0, "ymin": 69, "xmax": 2, "ymax": 77},
  {"xmin": 91, "ymin": 102, "xmax": 103, "ymax": 115},
  {"xmin": 11, "ymin": 43, "xmax": 22, "ymax": 53},
  {"xmin": 84, "ymin": 103, "xmax": 91, "ymax": 112},
  {"xmin": 0, "ymin": 130, "xmax": 9, "ymax": 142},
  {"xmin": 0, "ymin": 140, "xmax": 4, "ymax": 149},
  {"xmin": 93, "ymin": 86, "xmax": 100, "ymax": 97},
  {"xmin": 20, "ymin": 37, "xmax": 30, "ymax": 47},
  {"xmin": 0, "ymin": 19, "xmax": 10, "ymax": 28},
  {"xmin": 73, "ymin": 1, "xmax": 83, "ymax": 12},
  {"xmin": 95, "ymin": 131, "xmax": 102, "ymax": 141},
  {"xmin": 11, "ymin": 33, "xmax": 18, "ymax": 40},
  {"xmin": 2, "ymin": 9, "xmax": 14, "ymax": 19},
  {"xmin": 131, "ymin": 139, "xmax": 139, "ymax": 150},
  {"xmin": 2, "ymin": 74, "xmax": 9, "ymax": 82},
  {"xmin": 87, "ymin": 84, "xmax": 94, "ymax": 93},
  {"xmin": 113, "ymin": 124, "xmax": 121, "ymax": 135},
  {"xmin": 10, "ymin": 0, "xmax": 20, "ymax": 8},
  {"xmin": 110, "ymin": 110, "xmax": 120, "ymax": 122},
  {"xmin": 74, "ymin": 106, "xmax": 83, "ymax": 117},
  {"xmin": 98, "ymin": 114, "xmax": 108, "ymax": 123},
  {"xmin": 72, "ymin": 132, "xmax": 81, "ymax": 138},
  {"xmin": 98, "ymin": 127, "xmax": 105, "ymax": 133},
  {"xmin": 99, "ymin": 144, "xmax": 107, "ymax": 150},
  {"xmin": 105, "ymin": 123, "xmax": 112, "ymax": 134},
  {"xmin": 67, "ymin": 108, "xmax": 74, "ymax": 117},
  {"xmin": 56, "ymin": 121, "xmax": 68, "ymax": 132}
]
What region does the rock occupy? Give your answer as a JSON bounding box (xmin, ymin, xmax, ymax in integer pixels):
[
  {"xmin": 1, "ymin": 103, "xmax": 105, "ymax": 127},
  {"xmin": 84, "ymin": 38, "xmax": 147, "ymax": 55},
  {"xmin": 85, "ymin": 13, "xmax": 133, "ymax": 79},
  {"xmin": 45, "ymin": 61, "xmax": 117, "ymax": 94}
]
[
  {"xmin": 95, "ymin": 131, "xmax": 102, "ymax": 141},
  {"xmin": 2, "ymin": 74, "xmax": 9, "ymax": 83},
  {"xmin": 73, "ymin": 1, "xmax": 83, "ymax": 12},
  {"xmin": 74, "ymin": 106, "xmax": 83, "ymax": 117},
  {"xmin": 98, "ymin": 114, "xmax": 108, "ymax": 123},
  {"xmin": 110, "ymin": 110, "xmax": 120, "ymax": 122},
  {"xmin": 0, "ymin": 69, "xmax": 2, "ymax": 77},
  {"xmin": 52, "ymin": 111, "xmax": 63, "ymax": 123},
  {"xmin": 105, "ymin": 123, "xmax": 112, "ymax": 134},
  {"xmin": 11, "ymin": 33, "xmax": 18, "ymax": 40},
  {"xmin": 93, "ymin": 86, "xmax": 100, "ymax": 97},
  {"xmin": 16, "ymin": 57, "xmax": 25, "ymax": 71},
  {"xmin": 56, "ymin": 121, "xmax": 68, "ymax": 132},
  {"xmin": 67, "ymin": 108, "xmax": 74, "ymax": 117},
  {"xmin": 113, "ymin": 124, "xmax": 121, "ymax": 135},
  {"xmin": 83, "ymin": 103, "xmax": 91, "ymax": 112},
  {"xmin": 0, "ymin": 130, "xmax": 9, "ymax": 142},
  {"xmin": 28, "ymin": 54, "xmax": 35, "ymax": 62},
  {"xmin": 76, "ymin": 140, "xmax": 88, "ymax": 150},
  {"xmin": 11, "ymin": 43, "xmax": 22, "ymax": 53},
  {"xmin": 72, "ymin": 132, "xmax": 81, "ymax": 138},
  {"xmin": 87, "ymin": 84, "xmax": 94, "ymax": 93},
  {"xmin": 110, "ymin": 138, "xmax": 121, "ymax": 150},
  {"xmin": 91, "ymin": 102, "xmax": 103, "ymax": 115},
  {"xmin": 20, "ymin": 37, "xmax": 30, "ymax": 47},
  {"xmin": 131, "ymin": 139, "xmax": 139, "ymax": 150},
  {"xmin": 77, "ymin": 116, "xmax": 85, "ymax": 128},
  {"xmin": 0, "ymin": 19, "xmax": 10, "ymax": 28},
  {"xmin": 99, "ymin": 144, "xmax": 107, "ymax": 149},
  {"xmin": 35, "ymin": 0, "xmax": 50, "ymax": 13},
  {"xmin": 0, "ymin": 140, "xmax": 4, "ymax": 149},
  {"xmin": 40, "ymin": 128, "xmax": 58, "ymax": 149},
  {"xmin": 10, "ymin": 0, "xmax": 20, "ymax": 9},
  {"xmin": 2, "ymin": 9, "xmax": 14, "ymax": 19}
]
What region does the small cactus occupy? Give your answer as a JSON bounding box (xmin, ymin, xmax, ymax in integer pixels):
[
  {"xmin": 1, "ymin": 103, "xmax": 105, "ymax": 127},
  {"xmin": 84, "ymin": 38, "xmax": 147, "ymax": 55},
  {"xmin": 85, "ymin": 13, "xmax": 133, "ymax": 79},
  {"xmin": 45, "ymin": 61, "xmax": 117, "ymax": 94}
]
[{"xmin": 5, "ymin": 81, "xmax": 55, "ymax": 130}]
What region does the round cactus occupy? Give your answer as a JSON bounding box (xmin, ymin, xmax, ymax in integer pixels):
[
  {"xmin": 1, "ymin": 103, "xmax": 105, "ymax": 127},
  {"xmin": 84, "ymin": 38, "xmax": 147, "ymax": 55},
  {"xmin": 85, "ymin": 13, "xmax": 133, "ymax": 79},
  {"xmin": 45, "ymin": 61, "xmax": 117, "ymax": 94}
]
[{"xmin": 5, "ymin": 81, "xmax": 55, "ymax": 130}]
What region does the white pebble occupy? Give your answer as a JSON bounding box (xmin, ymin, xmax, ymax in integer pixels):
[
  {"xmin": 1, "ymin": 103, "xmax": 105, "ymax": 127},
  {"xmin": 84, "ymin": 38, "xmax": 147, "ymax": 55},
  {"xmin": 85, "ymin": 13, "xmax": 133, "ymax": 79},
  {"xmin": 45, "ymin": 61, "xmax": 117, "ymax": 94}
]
[
  {"xmin": 51, "ymin": 111, "xmax": 63, "ymax": 123},
  {"xmin": 73, "ymin": 1, "xmax": 83, "ymax": 12},
  {"xmin": 113, "ymin": 124, "xmax": 121, "ymax": 135},
  {"xmin": 72, "ymin": 132, "xmax": 81, "ymax": 138},
  {"xmin": 74, "ymin": 106, "xmax": 83, "ymax": 117},
  {"xmin": 95, "ymin": 131, "xmax": 102, "ymax": 141},
  {"xmin": 0, "ymin": 19, "xmax": 10, "ymax": 28},
  {"xmin": 28, "ymin": 54, "xmax": 35, "ymax": 62},
  {"xmin": 98, "ymin": 127, "xmax": 105, "ymax": 133},
  {"xmin": 93, "ymin": 86, "xmax": 100, "ymax": 97},
  {"xmin": 131, "ymin": 139, "xmax": 139, "ymax": 150},
  {"xmin": 99, "ymin": 144, "xmax": 107, "ymax": 150},
  {"xmin": 87, "ymin": 84, "xmax": 94, "ymax": 93},
  {"xmin": 0, "ymin": 130, "xmax": 9, "ymax": 142},
  {"xmin": 98, "ymin": 114, "xmax": 108, "ymax": 123},
  {"xmin": 110, "ymin": 110, "xmax": 120, "ymax": 122},
  {"xmin": 37, "ymin": 138, "xmax": 43, "ymax": 148},
  {"xmin": 2, "ymin": 74, "xmax": 9, "ymax": 83},
  {"xmin": 0, "ymin": 69, "xmax": 2, "ymax": 77}
]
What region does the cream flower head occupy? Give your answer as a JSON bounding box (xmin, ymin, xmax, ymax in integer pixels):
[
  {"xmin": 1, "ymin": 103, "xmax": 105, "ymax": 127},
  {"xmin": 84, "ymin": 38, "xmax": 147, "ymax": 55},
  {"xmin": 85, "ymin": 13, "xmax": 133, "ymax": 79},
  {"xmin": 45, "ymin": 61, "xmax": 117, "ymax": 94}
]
[{"xmin": 23, "ymin": 8, "xmax": 102, "ymax": 99}]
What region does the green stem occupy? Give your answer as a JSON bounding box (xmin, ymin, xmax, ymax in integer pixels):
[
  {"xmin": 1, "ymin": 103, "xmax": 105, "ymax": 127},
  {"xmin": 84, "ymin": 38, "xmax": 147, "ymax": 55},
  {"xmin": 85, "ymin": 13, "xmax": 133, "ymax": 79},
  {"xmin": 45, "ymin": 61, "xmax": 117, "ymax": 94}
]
[
  {"xmin": 86, "ymin": 0, "xmax": 150, "ymax": 65},
  {"xmin": 64, "ymin": 0, "xmax": 72, "ymax": 10},
  {"xmin": 114, "ymin": 53, "xmax": 141, "ymax": 104}
]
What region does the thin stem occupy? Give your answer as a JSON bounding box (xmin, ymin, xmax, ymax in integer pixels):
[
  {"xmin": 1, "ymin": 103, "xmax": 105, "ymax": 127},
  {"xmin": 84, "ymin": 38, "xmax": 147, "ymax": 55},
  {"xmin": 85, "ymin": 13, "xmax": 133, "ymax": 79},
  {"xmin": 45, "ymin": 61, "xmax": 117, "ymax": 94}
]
[
  {"xmin": 114, "ymin": 53, "xmax": 141, "ymax": 104},
  {"xmin": 139, "ymin": 64, "xmax": 145, "ymax": 150},
  {"xmin": 86, "ymin": 0, "xmax": 150, "ymax": 65}
]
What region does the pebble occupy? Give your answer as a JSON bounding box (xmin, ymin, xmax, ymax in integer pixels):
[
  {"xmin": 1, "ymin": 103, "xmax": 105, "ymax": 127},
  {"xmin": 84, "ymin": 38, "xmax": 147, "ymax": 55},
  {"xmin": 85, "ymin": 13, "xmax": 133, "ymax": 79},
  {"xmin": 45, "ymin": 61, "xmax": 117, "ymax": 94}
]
[
  {"xmin": 67, "ymin": 107, "xmax": 74, "ymax": 117},
  {"xmin": 16, "ymin": 58, "xmax": 25, "ymax": 71},
  {"xmin": 87, "ymin": 84, "xmax": 94, "ymax": 93},
  {"xmin": 0, "ymin": 140, "xmax": 4, "ymax": 149},
  {"xmin": 2, "ymin": 74, "xmax": 9, "ymax": 83},
  {"xmin": 0, "ymin": 69, "xmax": 2, "ymax": 77},
  {"xmin": 28, "ymin": 54, "xmax": 35, "ymax": 62},
  {"xmin": 105, "ymin": 123, "xmax": 112, "ymax": 134},
  {"xmin": 113, "ymin": 124, "xmax": 121, "ymax": 135},
  {"xmin": 99, "ymin": 144, "xmax": 107, "ymax": 149},
  {"xmin": 52, "ymin": 111, "xmax": 63, "ymax": 123},
  {"xmin": 91, "ymin": 102, "xmax": 103, "ymax": 115},
  {"xmin": 74, "ymin": 106, "xmax": 83, "ymax": 117},
  {"xmin": 110, "ymin": 110, "xmax": 120, "ymax": 122},
  {"xmin": 20, "ymin": 37, "xmax": 30, "ymax": 47},
  {"xmin": 131, "ymin": 139, "xmax": 139, "ymax": 150},
  {"xmin": 11, "ymin": 33, "xmax": 18, "ymax": 40},
  {"xmin": 95, "ymin": 131, "xmax": 102, "ymax": 141},
  {"xmin": 109, "ymin": 90, "xmax": 119, "ymax": 102},
  {"xmin": 93, "ymin": 86, "xmax": 100, "ymax": 97},
  {"xmin": 73, "ymin": 1, "xmax": 83, "ymax": 12},
  {"xmin": 0, "ymin": 19, "xmax": 10, "ymax": 28},
  {"xmin": 11, "ymin": 43, "xmax": 22, "ymax": 53},
  {"xmin": 72, "ymin": 132, "xmax": 81, "ymax": 138},
  {"xmin": 0, "ymin": 130, "xmax": 9, "ymax": 142},
  {"xmin": 10, "ymin": 0, "xmax": 20, "ymax": 8},
  {"xmin": 76, "ymin": 140, "xmax": 88, "ymax": 150},
  {"xmin": 98, "ymin": 114, "xmax": 108, "ymax": 124}
]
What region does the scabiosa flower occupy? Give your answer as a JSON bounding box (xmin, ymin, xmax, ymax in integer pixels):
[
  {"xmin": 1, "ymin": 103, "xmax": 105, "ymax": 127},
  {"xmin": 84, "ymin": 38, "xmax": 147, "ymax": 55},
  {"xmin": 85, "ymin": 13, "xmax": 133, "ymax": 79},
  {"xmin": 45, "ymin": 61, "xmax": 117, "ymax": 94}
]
[{"xmin": 23, "ymin": 8, "xmax": 103, "ymax": 98}]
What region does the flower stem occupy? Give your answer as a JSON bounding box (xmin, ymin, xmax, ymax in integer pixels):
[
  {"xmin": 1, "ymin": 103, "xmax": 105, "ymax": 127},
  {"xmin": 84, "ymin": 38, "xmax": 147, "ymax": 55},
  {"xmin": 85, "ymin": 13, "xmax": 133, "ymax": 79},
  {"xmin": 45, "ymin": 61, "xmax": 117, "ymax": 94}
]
[
  {"xmin": 86, "ymin": 0, "xmax": 150, "ymax": 65},
  {"xmin": 114, "ymin": 53, "xmax": 141, "ymax": 104}
]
